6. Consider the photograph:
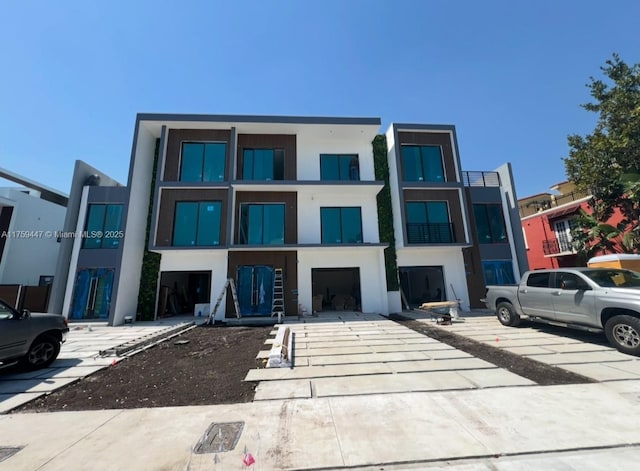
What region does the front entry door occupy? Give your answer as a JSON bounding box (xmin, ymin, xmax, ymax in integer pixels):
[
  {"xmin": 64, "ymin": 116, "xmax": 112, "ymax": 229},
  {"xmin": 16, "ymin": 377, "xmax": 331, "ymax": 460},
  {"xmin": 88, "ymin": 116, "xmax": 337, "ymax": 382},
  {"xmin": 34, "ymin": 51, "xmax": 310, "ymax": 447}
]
[
  {"xmin": 237, "ymin": 265, "xmax": 274, "ymax": 316},
  {"xmin": 70, "ymin": 268, "xmax": 114, "ymax": 320}
]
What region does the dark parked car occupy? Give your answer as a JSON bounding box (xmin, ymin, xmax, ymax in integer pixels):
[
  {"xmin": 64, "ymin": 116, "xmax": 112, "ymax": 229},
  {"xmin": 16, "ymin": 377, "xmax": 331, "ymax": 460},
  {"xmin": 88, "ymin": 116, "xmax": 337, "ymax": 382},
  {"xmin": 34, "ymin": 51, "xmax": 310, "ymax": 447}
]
[{"xmin": 0, "ymin": 298, "xmax": 69, "ymax": 370}]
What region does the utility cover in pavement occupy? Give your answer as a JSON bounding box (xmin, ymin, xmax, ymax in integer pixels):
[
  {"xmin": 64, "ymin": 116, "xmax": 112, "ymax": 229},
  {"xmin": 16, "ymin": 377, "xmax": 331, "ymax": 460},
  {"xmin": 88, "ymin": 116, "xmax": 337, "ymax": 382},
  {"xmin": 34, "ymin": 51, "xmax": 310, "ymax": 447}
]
[
  {"xmin": 194, "ymin": 422, "xmax": 244, "ymax": 454},
  {"xmin": 0, "ymin": 447, "xmax": 22, "ymax": 463}
]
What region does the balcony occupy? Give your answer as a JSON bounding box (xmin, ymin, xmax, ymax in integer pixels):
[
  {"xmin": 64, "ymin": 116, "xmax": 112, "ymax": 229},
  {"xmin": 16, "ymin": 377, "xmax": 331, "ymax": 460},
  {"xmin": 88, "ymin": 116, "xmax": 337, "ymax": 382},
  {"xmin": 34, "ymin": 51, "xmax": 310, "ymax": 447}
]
[
  {"xmin": 519, "ymin": 189, "xmax": 590, "ymax": 218},
  {"xmin": 407, "ymin": 223, "xmax": 455, "ymax": 244},
  {"xmin": 542, "ymin": 238, "xmax": 574, "ymax": 256},
  {"xmin": 462, "ymin": 171, "xmax": 500, "ymax": 187}
]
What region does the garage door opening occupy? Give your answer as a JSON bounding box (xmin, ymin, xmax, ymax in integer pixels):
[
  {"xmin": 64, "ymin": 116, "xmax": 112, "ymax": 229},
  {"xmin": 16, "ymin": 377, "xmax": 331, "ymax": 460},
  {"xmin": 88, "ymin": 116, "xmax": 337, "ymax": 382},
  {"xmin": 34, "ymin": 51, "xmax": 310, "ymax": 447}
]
[
  {"xmin": 399, "ymin": 266, "xmax": 445, "ymax": 308},
  {"xmin": 312, "ymin": 268, "xmax": 361, "ymax": 312},
  {"xmin": 158, "ymin": 271, "xmax": 211, "ymax": 317}
]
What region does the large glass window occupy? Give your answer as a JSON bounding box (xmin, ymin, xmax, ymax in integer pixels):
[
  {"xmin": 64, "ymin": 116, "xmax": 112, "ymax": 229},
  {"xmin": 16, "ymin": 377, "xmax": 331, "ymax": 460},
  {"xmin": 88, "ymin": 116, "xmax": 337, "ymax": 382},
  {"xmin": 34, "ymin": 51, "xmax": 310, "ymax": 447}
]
[
  {"xmin": 482, "ymin": 261, "xmax": 516, "ymax": 285},
  {"xmin": 321, "ymin": 207, "xmax": 363, "ymax": 244},
  {"xmin": 180, "ymin": 142, "xmax": 227, "ymax": 182},
  {"xmin": 401, "ymin": 145, "xmax": 445, "ymax": 182},
  {"xmin": 173, "ymin": 201, "xmax": 222, "ymax": 246},
  {"xmin": 320, "ymin": 154, "xmax": 359, "ymax": 180},
  {"xmin": 83, "ymin": 204, "xmax": 123, "ymax": 249},
  {"xmin": 239, "ymin": 204, "xmax": 285, "ymax": 244},
  {"xmin": 473, "ymin": 204, "xmax": 507, "ymax": 244},
  {"xmin": 242, "ymin": 149, "xmax": 285, "ymax": 180},
  {"xmin": 405, "ymin": 201, "xmax": 452, "ymax": 243}
]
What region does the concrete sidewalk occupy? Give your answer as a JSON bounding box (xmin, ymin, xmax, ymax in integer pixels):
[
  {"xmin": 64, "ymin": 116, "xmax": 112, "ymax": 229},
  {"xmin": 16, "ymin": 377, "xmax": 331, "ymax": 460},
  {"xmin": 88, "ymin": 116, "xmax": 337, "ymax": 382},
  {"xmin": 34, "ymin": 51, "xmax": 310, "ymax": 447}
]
[{"xmin": 2, "ymin": 382, "xmax": 640, "ymax": 470}]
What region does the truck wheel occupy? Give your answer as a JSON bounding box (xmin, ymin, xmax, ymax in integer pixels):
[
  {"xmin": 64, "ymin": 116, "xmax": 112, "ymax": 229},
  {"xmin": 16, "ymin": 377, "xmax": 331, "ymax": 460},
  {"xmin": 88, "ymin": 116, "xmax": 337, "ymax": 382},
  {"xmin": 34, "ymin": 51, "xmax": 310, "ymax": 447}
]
[
  {"xmin": 605, "ymin": 315, "xmax": 640, "ymax": 356},
  {"xmin": 19, "ymin": 335, "xmax": 61, "ymax": 370},
  {"xmin": 496, "ymin": 302, "xmax": 521, "ymax": 327}
]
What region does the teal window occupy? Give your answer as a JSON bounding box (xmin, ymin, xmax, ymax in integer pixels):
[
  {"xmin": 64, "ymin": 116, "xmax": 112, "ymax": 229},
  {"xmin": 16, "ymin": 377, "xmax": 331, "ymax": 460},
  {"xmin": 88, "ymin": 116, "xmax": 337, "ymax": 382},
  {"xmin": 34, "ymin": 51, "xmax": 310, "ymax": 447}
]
[
  {"xmin": 321, "ymin": 207, "xmax": 363, "ymax": 243},
  {"xmin": 320, "ymin": 154, "xmax": 359, "ymax": 180},
  {"xmin": 173, "ymin": 201, "xmax": 222, "ymax": 246},
  {"xmin": 239, "ymin": 204, "xmax": 285, "ymax": 245},
  {"xmin": 242, "ymin": 149, "xmax": 285, "ymax": 180},
  {"xmin": 83, "ymin": 204, "xmax": 123, "ymax": 249},
  {"xmin": 473, "ymin": 204, "xmax": 507, "ymax": 244},
  {"xmin": 401, "ymin": 145, "xmax": 445, "ymax": 182},
  {"xmin": 180, "ymin": 142, "xmax": 226, "ymax": 182},
  {"xmin": 482, "ymin": 261, "xmax": 515, "ymax": 285},
  {"xmin": 405, "ymin": 201, "xmax": 453, "ymax": 243}
]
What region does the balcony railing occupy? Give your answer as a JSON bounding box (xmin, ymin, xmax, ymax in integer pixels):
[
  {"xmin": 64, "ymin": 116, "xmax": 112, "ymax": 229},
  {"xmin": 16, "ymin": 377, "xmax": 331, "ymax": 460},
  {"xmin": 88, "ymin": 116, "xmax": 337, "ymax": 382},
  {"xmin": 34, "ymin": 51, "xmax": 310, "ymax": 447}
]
[
  {"xmin": 462, "ymin": 171, "xmax": 501, "ymax": 187},
  {"xmin": 519, "ymin": 190, "xmax": 591, "ymax": 218},
  {"xmin": 407, "ymin": 223, "xmax": 455, "ymax": 244},
  {"xmin": 542, "ymin": 238, "xmax": 574, "ymax": 255}
]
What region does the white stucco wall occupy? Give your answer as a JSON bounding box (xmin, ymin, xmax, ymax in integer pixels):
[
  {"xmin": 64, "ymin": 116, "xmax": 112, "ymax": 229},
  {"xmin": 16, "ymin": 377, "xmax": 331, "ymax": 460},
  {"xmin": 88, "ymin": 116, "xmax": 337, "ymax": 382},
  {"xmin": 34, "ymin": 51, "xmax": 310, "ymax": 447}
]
[
  {"xmin": 296, "ymin": 131, "xmax": 376, "ymax": 181},
  {"xmin": 385, "ymin": 126, "xmax": 405, "ymax": 249},
  {"xmin": 297, "ymin": 189, "xmax": 380, "ymax": 244},
  {"xmin": 297, "ymin": 247, "xmax": 388, "ymax": 315},
  {"xmin": 396, "ymin": 247, "xmax": 471, "ymax": 311},
  {"xmin": 61, "ymin": 186, "xmax": 90, "ymax": 319},
  {"xmin": 0, "ymin": 188, "xmax": 66, "ymax": 285},
  {"xmin": 112, "ymin": 125, "xmax": 156, "ymax": 325}
]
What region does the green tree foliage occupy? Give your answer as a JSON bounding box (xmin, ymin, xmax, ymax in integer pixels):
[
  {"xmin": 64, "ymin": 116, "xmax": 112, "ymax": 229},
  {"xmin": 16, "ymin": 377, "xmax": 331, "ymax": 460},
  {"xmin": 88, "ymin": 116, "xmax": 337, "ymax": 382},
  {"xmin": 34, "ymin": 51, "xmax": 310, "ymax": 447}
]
[
  {"xmin": 373, "ymin": 135, "xmax": 399, "ymax": 290},
  {"xmin": 564, "ymin": 54, "xmax": 640, "ymax": 255},
  {"xmin": 136, "ymin": 139, "xmax": 162, "ymax": 320}
]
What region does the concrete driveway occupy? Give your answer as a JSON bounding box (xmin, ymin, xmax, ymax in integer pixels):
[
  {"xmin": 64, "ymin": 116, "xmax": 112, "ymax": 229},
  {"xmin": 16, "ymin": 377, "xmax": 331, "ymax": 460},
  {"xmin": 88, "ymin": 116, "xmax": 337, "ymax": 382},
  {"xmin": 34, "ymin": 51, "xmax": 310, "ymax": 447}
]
[
  {"xmin": 409, "ymin": 310, "xmax": 640, "ymax": 382},
  {"xmin": 248, "ymin": 312, "xmax": 534, "ymax": 401},
  {"xmin": 0, "ymin": 318, "xmax": 194, "ymax": 413}
]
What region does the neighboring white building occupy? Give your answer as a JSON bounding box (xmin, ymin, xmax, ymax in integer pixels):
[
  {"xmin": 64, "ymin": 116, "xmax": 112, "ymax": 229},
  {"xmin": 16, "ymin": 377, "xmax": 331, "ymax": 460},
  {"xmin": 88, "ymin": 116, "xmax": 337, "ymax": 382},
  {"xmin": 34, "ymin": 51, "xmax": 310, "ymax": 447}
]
[{"xmin": 0, "ymin": 169, "xmax": 68, "ymax": 287}]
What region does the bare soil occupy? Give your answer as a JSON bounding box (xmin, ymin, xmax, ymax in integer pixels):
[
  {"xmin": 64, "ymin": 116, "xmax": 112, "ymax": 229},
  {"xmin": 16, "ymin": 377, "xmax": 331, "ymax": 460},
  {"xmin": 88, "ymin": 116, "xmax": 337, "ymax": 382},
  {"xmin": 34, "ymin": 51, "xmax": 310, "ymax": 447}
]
[
  {"xmin": 13, "ymin": 325, "xmax": 273, "ymax": 413},
  {"xmin": 388, "ymin": 314, "xmax": 597, "ymax": 385}
]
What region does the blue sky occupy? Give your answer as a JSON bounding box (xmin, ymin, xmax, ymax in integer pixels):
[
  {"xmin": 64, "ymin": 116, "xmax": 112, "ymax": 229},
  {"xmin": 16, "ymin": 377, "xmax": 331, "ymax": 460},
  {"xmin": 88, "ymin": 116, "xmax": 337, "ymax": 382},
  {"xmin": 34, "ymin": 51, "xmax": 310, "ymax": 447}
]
[{"xmin": 1, "ymin": 0, "xmax": 639, "ymax": 198}]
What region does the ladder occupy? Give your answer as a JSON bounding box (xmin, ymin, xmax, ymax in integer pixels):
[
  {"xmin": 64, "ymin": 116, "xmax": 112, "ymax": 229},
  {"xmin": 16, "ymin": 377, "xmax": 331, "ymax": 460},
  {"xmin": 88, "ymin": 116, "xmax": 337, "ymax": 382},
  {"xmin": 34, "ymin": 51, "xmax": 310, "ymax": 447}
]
[
  {"xmin": 271, "ymin": 268, "xmax": 284, "ymax": 322},
  {"xmin": 207, "ymin": 278, "xmax": 240, "ymax": 324}
]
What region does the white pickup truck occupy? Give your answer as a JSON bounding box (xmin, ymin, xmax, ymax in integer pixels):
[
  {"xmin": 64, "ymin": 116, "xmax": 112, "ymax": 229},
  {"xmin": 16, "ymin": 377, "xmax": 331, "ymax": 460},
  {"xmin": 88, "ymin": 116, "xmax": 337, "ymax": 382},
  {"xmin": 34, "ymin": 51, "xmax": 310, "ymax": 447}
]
[{"xmin": 483, "ymin": 267, "xmax": 640, "ymax": 356}]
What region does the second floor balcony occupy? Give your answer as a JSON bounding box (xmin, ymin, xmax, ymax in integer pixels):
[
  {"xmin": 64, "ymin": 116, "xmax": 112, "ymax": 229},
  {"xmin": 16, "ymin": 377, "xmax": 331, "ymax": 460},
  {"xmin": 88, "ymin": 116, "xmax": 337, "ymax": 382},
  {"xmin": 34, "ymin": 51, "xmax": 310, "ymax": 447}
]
[
  {"xmin": 542, "ymin": 238, "xmax": 575, "ymax": 256},
  {"xmin": 406, "ymin": 223, "xmax": 455, "ymax": 244}
]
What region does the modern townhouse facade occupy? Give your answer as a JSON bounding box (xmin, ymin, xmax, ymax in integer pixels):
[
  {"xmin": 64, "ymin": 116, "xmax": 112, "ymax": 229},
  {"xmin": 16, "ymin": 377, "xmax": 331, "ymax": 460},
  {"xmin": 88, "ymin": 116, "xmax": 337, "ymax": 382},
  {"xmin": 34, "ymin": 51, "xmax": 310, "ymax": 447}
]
[
  {"xmin": 386, "ymin": 124, "xmax": 473, "ymax": 311},
  {"xmin": 385, "ymin": 124, "xmax": 527, "ymax": 310},
  {"xmin": 462, "ymin": 164, "xmax": 528, "ymax": 306},
  {"xmin": 48, "ymin": 161, "xmax": 127, "ymax": 321},
  {"xmin": 48, "ymin": 114, "xmax": 527, "ymax": 325}
]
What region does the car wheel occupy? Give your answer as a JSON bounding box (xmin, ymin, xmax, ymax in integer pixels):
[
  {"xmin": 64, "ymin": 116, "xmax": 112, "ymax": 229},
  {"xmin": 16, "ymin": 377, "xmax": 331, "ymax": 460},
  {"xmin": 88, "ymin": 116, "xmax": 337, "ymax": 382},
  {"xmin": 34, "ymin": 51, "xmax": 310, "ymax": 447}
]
[
  {"xmin": 20, "ymin": 335, "xmax": 61, "ymax": 370},
  {"xmin": 605, "ymin": 315, "xmax": 640, "ymax": 356},
  {"xmin": 496, "ymin": 302, "xmax": 521, "ymax": 327}
]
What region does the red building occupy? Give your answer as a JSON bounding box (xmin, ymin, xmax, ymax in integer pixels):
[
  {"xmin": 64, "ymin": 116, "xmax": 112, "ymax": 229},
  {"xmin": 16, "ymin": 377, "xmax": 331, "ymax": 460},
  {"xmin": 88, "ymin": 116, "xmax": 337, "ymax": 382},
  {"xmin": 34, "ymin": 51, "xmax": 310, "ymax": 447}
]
[{"xmin": 519, "ymin": 181, "xmax": 625, "ymax": 269}]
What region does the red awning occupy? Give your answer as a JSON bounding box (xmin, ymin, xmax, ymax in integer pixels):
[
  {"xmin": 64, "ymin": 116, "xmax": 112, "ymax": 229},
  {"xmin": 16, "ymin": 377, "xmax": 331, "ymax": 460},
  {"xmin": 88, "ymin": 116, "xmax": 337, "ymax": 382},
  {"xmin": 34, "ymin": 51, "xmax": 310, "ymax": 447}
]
[{"xmin": 546, "ymin": 203, "xmax": 582, "ymax": 220}]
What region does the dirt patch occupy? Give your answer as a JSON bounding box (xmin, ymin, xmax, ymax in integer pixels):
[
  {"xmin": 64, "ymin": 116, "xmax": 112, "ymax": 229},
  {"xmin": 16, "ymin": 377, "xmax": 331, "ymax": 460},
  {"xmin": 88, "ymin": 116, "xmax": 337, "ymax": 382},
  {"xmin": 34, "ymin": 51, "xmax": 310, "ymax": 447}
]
[
  {"xmin": 388, "ymin": 314, "xmax": 596, "ymax": 385},
  {"xmin": 13, "ymin": 325, "xmax": 273, "ymax": 413}
]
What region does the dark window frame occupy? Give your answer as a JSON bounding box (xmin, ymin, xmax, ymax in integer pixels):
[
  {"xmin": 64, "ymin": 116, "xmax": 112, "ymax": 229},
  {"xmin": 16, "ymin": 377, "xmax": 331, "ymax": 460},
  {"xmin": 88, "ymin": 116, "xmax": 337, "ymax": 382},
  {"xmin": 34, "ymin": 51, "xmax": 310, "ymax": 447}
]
[
  {"xmin": 179, "ymin": 141, "xmax": 227, "ymax": 182},
  {"xmin": 400, "ymin": 144, "xmax": 446, "ymax": 182},
  {"xmin": 242, "ymin": 148, "xmax": 285, "ymax": 181},
  {"xmin": 82, "ymin": 203, "xmax": 123, "ymax": 249},
  {"xmin": 473, "ymin": 203, "xmax": 508, "ymax": 244},
  {"xmin": 320, "ymin": 207, "xmax": 363, "ymax": 244},
  {"xmin": 319, "ymin": 154, "xmax": 360, "ymax": 181},
  {"xmin": 238, "ymin": 203, "xmax": 286, "ymax": 245},
  {"xmin": 172, "ymin": 200, "xmax": 223, "ymax": 247}
]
